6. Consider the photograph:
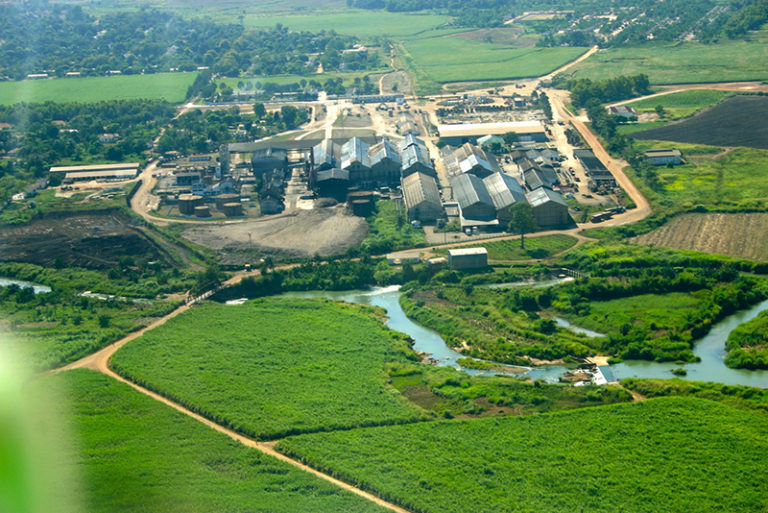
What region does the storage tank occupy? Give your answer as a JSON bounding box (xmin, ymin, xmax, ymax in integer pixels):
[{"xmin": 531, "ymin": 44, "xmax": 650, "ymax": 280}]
[
  {"xmin": 194, "ymin": 205, "xmax": 211, "ymax": 218},
  {"xmin": 215, "ymin": 193, "xmax": 240, "ymax": 209},
  {"xmin": 222, "ymin": 202, "xmax": 243, "ymax": 217},
  {"xmin": 178, "ymin": 194, "xmax": 203, "ymax": 215}
]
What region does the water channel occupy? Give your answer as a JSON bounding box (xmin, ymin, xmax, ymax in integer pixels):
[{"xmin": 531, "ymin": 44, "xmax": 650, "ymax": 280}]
[
  {"xmin": 0, "ymin": 277, "xmax": 51, "ymax": 294},
  {"xmin": 281, "ymin": 286, "xmax": 768, "ymax": 388}
]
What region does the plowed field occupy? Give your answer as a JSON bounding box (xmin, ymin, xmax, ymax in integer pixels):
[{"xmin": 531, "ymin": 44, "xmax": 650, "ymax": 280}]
[{"xmin": 631, "ymin": 213, "xmax": 768, "ymax": 260}]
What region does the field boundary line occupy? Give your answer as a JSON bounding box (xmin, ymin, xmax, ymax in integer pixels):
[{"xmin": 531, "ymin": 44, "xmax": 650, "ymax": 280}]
[{"xmin": 90, "ymin": 365, "xmax": 413, "ymax": 513}]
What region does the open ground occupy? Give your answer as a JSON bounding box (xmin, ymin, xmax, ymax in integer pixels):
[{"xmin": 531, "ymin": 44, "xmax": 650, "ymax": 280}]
[{"xmin": 0, "ymin": 73, "xmax": 196, "ymax": 105}]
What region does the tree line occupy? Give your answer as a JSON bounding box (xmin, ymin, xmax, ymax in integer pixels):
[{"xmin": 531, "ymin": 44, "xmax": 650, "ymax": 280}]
[{"xmin": 0, "ymin": 3, "xmax": 378, "ymax": 79}]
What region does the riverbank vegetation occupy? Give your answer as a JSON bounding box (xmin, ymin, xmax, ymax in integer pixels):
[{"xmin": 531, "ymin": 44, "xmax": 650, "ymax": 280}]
[
  {"xmin": 621, "ymin": 378, "xmax": 768, "ymax": 415},
  {"xmin": 401, "ymin": 243, "xmax": 768, "ymax": 364},
  {"xmin": 277, "ymin": 397, "xmax": 768, "ymax": 513},
  {"xmin": 388, "ymin": 362, "xmax": 631, "ymax": 418},
  {"xmin": 361, "ymin": 200, "xmax": 427, "ymax": 255},
  {"xmin": 110, "ymin": 298, "xmax": 427, "ymax": 440},
  {"xmin": 43, "ymin": 370, "xmax": 387, "ymax": 513},
  {"xmin": 725, "ymin": 310, "xmax": 768, "ymax": 369},
  {"xmin": 0, "ymin": 284, "xmax": 178, "ymax": 371}
]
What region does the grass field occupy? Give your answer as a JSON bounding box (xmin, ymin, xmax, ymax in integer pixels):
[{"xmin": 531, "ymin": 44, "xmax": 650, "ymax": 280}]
[
  {"xmin": 0, "ymin": 73, "xmax": 196, "ymax": 105},
  {"xmin": 245, "ymin": 10, "xmax": 451, "ymax": 38},
  {"xmin": 440, "ymin": 234, "xmax": 578, "ymax": 261},
  {"xmin": 632, "ymin": 96, "xmax": 768, "ymax": 149},
  {"xmin": 632, "ymin": 213, "xmax": 768, "ymax": 261},
  {"xmin": 621, "ymin": 378, "xmax": 768, "ymax": 414},
  {"xmin": 42, "ymin": 370, "xmax": 386, "ymax": 513},
  {"xmin": 564, "ymin": 41, "xmax": 768, "ymax": 84},
  {"xmin": 277, "ymin": 398, "xmax": 768, "ymax": 513},
  {"xmin": 401, "ymin": 35, "xmax": 585, "ymax": 92},
  {"xmin": 626, "ymin": 89, "xmax": 733, "ymax": 119},
  {"xmin": 110, "ymin": 297, "xmax": 425, "ymax": 440}
]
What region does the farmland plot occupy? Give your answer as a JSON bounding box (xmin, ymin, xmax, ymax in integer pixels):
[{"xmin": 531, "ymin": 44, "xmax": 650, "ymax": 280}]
[{"xmin": 632, "ymin": 213, "xmax": 768, "ymax": 261}]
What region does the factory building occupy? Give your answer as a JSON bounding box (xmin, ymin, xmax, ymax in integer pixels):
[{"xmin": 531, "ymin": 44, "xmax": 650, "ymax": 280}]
[
  {"xmin": 50, "ymin": 163, "xmax": 140, "ymax": 182},
  {"xmin": 369, "ymin": 140, "xmax": 402, "ymax": 185},
  {"xmin": 437, "ymin": 121, "xmax": 547, "ymax": 145},
  {"xmin": 340, "ymin": 137, "xmax": 372, "ymax": 184},
  {"xmin": 448, "ymin": 247, "xmax": 488, "ymax": 270},
  {"xmin": 483, "ymin": 172, "xmax": 526, "ymax": 224},
  {"xmin": 526, "ymin": 187, "xmax": 570, "ymax": 227},
  {"xmin": 399, "ymin": 134, "xmax": 435, "ymax": 178},
  {"xmin": 251, "ymin": 147, "xmax": 288, "ymax": 178},
  {"xmin": 402, "ymin": 172, "xmax": 443, "ymax": 223},
  {"xmin": 445, "ymin": 143, "xmax": 501, "ymax": 178},
  {"xmin": 450, "ymin": 173, "xmax": 496, "ymax": 221},
  {"xmin": 315, "ymin": 168, "xmax": 350, "ymax": 200}
]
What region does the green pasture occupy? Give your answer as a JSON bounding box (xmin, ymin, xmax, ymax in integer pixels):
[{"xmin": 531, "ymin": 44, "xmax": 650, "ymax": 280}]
[
  {"xmin": 403, "ymin": 35, "xmax": 586, "ymax": 90},
  {"xmin": 0, "ymin": 73, "xmax": 196, "ymax": 105},
  {"xmin": 633, "ymin": 143, "xmax": 768, "ymax": 211},
  {"xmin": 110, "ymin": 297, "xmax": 425, "ymax": 440},
  {"xmin": 245, "ymin": 10, "xmax": 451, "ymax": 38},
  {"xmin": 564, "ymin": 41, "xmax": 768, "ymax": 84},
  {"xmin": 627, "ymin": 89, "xmax": 733, "ymax": 118},
  {"xmin": 41, "ymin": 370, "xmax": 386, "ymax": 513},
  {"xmin": 278, "ymin": 397, "xmax": 768, "ymax": 513},
  {"xmin": 622, "ymin": 378, "xmax": 768, "ymax": 414}
]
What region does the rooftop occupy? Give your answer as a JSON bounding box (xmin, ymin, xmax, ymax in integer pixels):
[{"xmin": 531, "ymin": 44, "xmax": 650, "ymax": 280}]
[
  {"xmin": 438, "ymin": 121, "xmax": 545, "ymax": 138},
  {"xmin": 448, "ymin": 247, "xmax": 488, "ymax": 257}
]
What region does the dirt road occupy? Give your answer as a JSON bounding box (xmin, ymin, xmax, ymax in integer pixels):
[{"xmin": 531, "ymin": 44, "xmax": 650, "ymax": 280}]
[
  {"xmin": 547, "ymin": 89, "xmax": 652, "ymax": 226},
  {"xmin": 607, "ymin": 81, "xmax": 768, "ymax": 108}
]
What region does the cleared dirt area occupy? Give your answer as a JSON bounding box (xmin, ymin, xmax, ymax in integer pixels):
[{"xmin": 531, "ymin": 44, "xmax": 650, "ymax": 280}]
[
  {"xmin": 633, "ymin": 96, "xmax": 768, "ymax": 149},
  {"xmin": 380, "ymin": 71, "xmax": 412, "ymax": 95},
  {"xmin": 0, "ymin": 210, "xmax": 179, "ymax": 269},
  {"xmin": 632, "ymin": 213, "xmax": 768, "ymax": 261},
  {"xmin": 182, "ymin": 206, "xmax": 368, "ymax": 263}
]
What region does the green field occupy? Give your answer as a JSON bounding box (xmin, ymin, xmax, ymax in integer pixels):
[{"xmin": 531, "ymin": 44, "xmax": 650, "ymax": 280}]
[
  {"xmin": 0, "ymin": 73, "xmax": 197, "ymax": 105},
  {"xmin": 277, "ymin": 398, "xmax": 768, "ymax": 513},
  {"xmin": 622, "ymin": 378, "xmax": 768, "ymax": 414},
  {"xmin": 632, "ymin": 142, "xmax": 768, "ymax": 211},
  {"xmin": 627, "ymin": 89, "xmax": 733, "ymax": 118},
  {"xmin": 40, "ymin": 370, "xmax": 386, "ymax": 513},
  {"xmin": 402, "ymin": 35, "xmax": 586, "ymax": 92},
  {"xmin": 442, "ymin": 234, "xmax": 579, "ymax": 261},
  {"xmin": 245, "ymin": 10, "xmax": 451, "ymax": 38},
  {"xmin": 564, "ymin": 41, "xmax": 768, "ymax": 84},
  {"xmin": 110, "ymin": 297, "xmax": 425, "ymax": 440}
]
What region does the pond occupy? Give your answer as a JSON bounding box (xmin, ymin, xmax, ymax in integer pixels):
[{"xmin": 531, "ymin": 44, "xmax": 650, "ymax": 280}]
[{"xmin": 279, "ymin": 286, "xmax": 768, "ymax": 388}]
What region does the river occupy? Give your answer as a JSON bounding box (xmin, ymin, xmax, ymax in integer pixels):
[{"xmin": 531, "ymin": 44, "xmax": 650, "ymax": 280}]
[
  {"xmin": 0, "ymin": 277, "xmax": 51, "ymax": 294},
  {"xmin": 279, "ymin": 286, "xmax": 768, "ymax": 388}
]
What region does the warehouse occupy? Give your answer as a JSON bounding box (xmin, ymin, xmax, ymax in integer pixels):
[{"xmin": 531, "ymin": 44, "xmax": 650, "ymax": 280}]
[
  {"xmin": 312, "ymin": 139, "xmax": 338, "ymax": 171},
  {"xmin": 251, "ymin": 147, "xmax": 288, "ymax": 178},
  {"xmin": 448, "ymin": 247, "xmax": 488, "ymax": 270},
  {"xmin": 526, "ymin": 187, "xmax": 570, "ymax": 227},
  {"xmin": 483, "ymin": 172, "xmax": 526, "ymax": 223},
  {"xmin": 369, "ymin": 140, "xmax": 402, "ymax": 185},
  {"xmin": 450, "ymin": 173, "xmax": 496, "ymax": 221},
  {"xmin": 402, "ymin": 171, "xmax": 443, "ymax": 222},
  {"xmin": 340, "ymin": 137, "xmax": 372, "ymax": 184},
  {"xmin": 445, "ymin": 143, "xmax": 501, "ymax": 178},
  {"xmin": 401, "ymin": 142, "xmax": 435, "ymax": 178},
  {"xmin": 50, "ymin": 162, "xmax": 140, "ymax": 179},
  {"xmin": 315, "ymin": 168, "xmax": 350, "ymax": 200},
  {"xmin": 645, "ymin": 149, "xmax": 682, "ymax": 166},
  {"xmin": 437, "ymin": 121, "xmax": 547, "ymax": 145}
]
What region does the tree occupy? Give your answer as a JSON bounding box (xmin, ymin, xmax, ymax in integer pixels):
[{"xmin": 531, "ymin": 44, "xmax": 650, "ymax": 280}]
[
  {"xmin": 508, "ymin": 203, "xmax": 538, "ymax": 249},
  {"xmin": 253, "ymin": 102, "xmax": 266, "ymax": 118},
  {"xmin": 655, "ymin": 105, "xmax": 666, "ymax": 118}
]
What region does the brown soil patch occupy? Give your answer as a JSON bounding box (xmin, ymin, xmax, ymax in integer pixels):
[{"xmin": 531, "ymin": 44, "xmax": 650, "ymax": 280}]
[
  {"xmin": 632, "ymin": 213, "xmax": 768, "ymax": 261},
  {"xmin": 0, "ymin": 210, "xmax": 178, "ymax": 269}
]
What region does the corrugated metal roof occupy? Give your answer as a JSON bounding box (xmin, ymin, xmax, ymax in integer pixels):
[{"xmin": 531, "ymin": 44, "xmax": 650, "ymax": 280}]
[
  {"xmin": 402, "ymin": 171, "xmax": 441, "ymax": 209},
  {"xmin": 316, "ymin": 168, "xmax": 350, "ymax": 182},
  {"xmin": 526, "ymin": 187, "xmax": 568, "ymax": 208},
  {"xmin": 398, "ymin": 133, "xmax": 426, "ymax": 152},
  {"xmin": 50, "ymin": 162, "xmax": 139, "ymax": 174},
  {"xmin": 450, "ymin": 173, "xmax": 494, "ymax": 211},
  {"xmin": 438, "ymin": 121, "xmax": 545, "ymax": 138},
  {"xmin": 369, "ymin": 140, "xmax": 401, "ymax": 167},
  {"xmin": 340, "ymin": 137, "xmax": 370, "ymax": 169},
  {"xmin": 449, "ymin": 247, "xmax": 488, "ymax": 256},
  {"xmin": 313, "ymin": 139, "xmax": 337, "ymax": 168},
  {"xmin": 401, "ymin": 143, "xmax": 432, "ymax": 171},
  {"xmin": 483, "ymin": 172, "xmax": 526, "ymax": 210}
]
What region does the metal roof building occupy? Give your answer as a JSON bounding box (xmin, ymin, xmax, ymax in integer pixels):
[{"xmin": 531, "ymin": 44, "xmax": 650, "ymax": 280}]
[
  {"xmin": 450, "ymin": 173, "xmax": 496, "ymax": 220},
  {"xmin": 312, "ymin": 139, "xmax": 338, "ymax": 171},
  {"xmin": 445, "ymin": 143, "xmax": 501, "ymax": 178},
  {"xmin": 50, "ymin": 162, "xmax": 140, "ymax": 175},
  {"xmin": 401, "ymin": 143, "xmax": 435, "ymax": 178},
  {"xmin": 369, "ymin": 140, "xmax": 402, "ymax": 185},
  {"xmin": 526, "ymin": 187, "xmax": 570, "ymax": 227},
  {"xmin": 438, "ymin": 121, "xmax": 547, "ymax": 145},
  {"xmin": 483, "ymin": 172, "xmax": 526, "ymax": 223},
  {"xmin": 644, "ymin": 149, "xmax": 682, "ymax": 165},
  {"xmin": 402, "ymin": 172, "xmax": 443, "ymax": 222},
  {"xmin": 448, "ymin": 247, "xmax": 488, "ymax": 269}
]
